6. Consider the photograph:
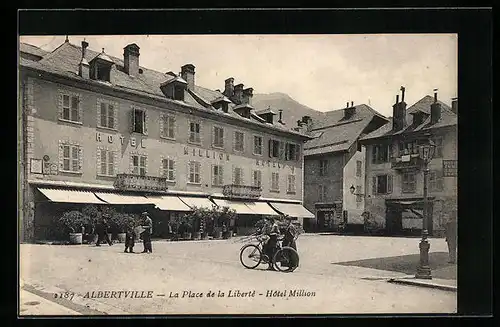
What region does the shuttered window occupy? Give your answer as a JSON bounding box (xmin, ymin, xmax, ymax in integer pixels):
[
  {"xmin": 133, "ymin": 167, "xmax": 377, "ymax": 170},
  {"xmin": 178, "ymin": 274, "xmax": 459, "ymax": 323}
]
[
  {"xmin": 131, "ymin": 154, "xmax": 147, "ymax": 176},
  {"xmin": 233, "ymin": 166, "xmax": 244, "ymax": 185},
  {"xmin": 162, "ymin": 158, "xmax": 176, "ymax": 181},
  {"xmin": 59, "ymin": 141, "xmax": 82, "ymax": 173},
  {"xmin": 253, "ymin": 136, "xmax": 263, "ymax": 155},
  {"xmin": 429, "ymin": 170, "xmax": 444, "ymax": 192},
  {"xmin": 188, "ymin": 161, "xmax": 201, "ymax": 184},
  {"xmin": 97, "ymin": 149, "xmax": 116, "ymax": 176},
  {"xmin": 372, "ymin": 174, "xmax": 393, "ymax": 194},
  {"xmin": 213, "ymin": 126, "xmax": 224, "ymax": 148},
  {"xmin": 271, "ymin": 172, "xmax": 280, "ymax": 191},
  {"xmin": 234, "ymin": 131, "xmax": 244, "ymax": 152},
  {"xmin": 59, "ymin": 92, "xmax": 81, "ymax": 123},
  {"xmin": 287, "ymin": 175, "xmax": 296, "ymax": 193},
  {"xmin": 189, "ymin": 122, "xmax": 201, "ymax": 144},
  {"xmin": 160, "ymin": 115, "xmax": 176, "ymax": 139},
  {"xmin": 212, "ymin": 165, "xmax": 224, "ymax": 186},
  {"xmin": 252, "ymin": 170, "xmax": 262, "ymax": 188}
]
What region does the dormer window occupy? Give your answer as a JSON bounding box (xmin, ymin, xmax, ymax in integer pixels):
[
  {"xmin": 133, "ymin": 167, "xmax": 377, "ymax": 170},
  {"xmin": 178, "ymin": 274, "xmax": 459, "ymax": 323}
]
[
  {"xmin": 160, "ymin": 76, "xmax": 187, "ymax": 102},
  {"xmin": 89, "ymin": 49, "xmax": 114, "ymax": 83},
  {"xmin": 211, "ymin": 96, "xmax": 231, "ymax": 113},
  {"xmin": 174, "ymin": 85, "xmax": 185, "ymax": 101},
  {"xmin": 96, "ymin": 65, "xmax": 111, "ymax": 82}
]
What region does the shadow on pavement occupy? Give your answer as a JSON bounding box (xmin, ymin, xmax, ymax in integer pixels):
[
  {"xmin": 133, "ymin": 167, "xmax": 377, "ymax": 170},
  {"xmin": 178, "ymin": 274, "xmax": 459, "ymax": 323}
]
[{"xmin": 333, "ymin": 252, "xmax": 456, "ymax": 280}]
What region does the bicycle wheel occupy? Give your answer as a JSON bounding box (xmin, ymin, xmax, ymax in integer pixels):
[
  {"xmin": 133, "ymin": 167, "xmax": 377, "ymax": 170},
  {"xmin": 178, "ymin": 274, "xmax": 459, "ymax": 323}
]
[
  {"xmin": 240, "ymin": 244, "xmax": 262, "ymax": 269},
  {"xmin": 273, "ymin": 246, "xmax": 299, "ymax": 273}
]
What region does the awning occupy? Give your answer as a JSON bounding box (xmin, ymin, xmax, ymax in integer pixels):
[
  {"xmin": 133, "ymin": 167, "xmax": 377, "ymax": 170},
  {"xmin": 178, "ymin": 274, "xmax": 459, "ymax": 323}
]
[
  {"xmin": 269, "ymin": 202, "xmax": 315, "ymax": 219},
  {"xmin": 178, "ymin": 197, "xmax": 215, "ymax": 210},
  {"xmin": 38, "ymin": 188, "xmax": 106, "ymax": 204},
  {"xmin": 94, "ymin": 192, "xmax": 154, "ymax": 205},
  {"xmin": 147, "ymin": 196, "xmax": 192, "ymax": 212},
  {"xmin": 212, "ymin": 199, "xmax": 255, "ymax": 215},
  {"xmin": 244, "ymin": 202, "xmax": 280, "ymax": 216}
]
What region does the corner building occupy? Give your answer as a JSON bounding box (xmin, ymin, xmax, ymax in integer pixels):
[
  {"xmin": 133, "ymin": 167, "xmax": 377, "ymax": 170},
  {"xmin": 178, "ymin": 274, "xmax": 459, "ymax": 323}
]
[{"xmin": 19, "ymin": 40, "xmax": 313, "ymax": 242}]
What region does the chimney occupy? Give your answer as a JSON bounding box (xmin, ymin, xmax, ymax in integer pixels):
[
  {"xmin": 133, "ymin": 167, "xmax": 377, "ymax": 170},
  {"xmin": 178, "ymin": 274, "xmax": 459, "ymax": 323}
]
[
  {"xmin": 78, "ymin": 40, "xmax": 89, "ymax": 79},
  {"xmin": 278, "ymin": 109, "xmax": 283, "ymax": 124},
  {"xmin": 242, "ymin": 88, "xmax": 254, "ymax": 105},
  {"xmin": 346, "ymin": 102, "xmax": 349, "ymax": 108},
  {"xmin": 123, "ymin": 43, "xmax": 140, "ymax": 77},
  {"xmin": 392, "ymin": 89, "xmax": 407, "ymax": 131},
  {"xmin": 451, "ymin": 97, "xmax": 458, "ymax": 115},
  {"xmin": 233, "ymin": 84, "xmax": 244, "ymax": 104},
  {"xmin": 181, "ymin": 64, "xmax": 195, "ymax": 90},
  {"xmin": 351, "ymin": 101, "xmax": 354, "ymax": 107},
  {"xmin": 223, "ymin": 78, "xmax": 234, "ymax": 98},
  {"xmin": 430, "ymin": 89, "xmax": 442, "ymax": 124}
]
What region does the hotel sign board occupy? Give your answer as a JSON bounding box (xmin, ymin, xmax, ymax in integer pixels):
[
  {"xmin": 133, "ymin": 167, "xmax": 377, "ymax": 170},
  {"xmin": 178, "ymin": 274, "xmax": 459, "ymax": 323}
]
[
  {"xmin": 114, "ymin": 174, "xmax": 168, "ymax": 192},
  {"xmin": 442, "ymin": 160, "xmax": 458, "ymax": 177}
]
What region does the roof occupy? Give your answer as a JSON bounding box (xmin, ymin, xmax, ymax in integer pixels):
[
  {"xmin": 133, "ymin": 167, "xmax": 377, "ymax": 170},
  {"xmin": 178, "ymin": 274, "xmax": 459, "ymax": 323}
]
[
  {"xmin": 360, "ymin": 95, "xmax": 457, "ymax": 141},
  {"xmin": 20, "ymin": 41, "xmax": 311, "ymax": 139},
  {"xmin": 304, "ymin": 104, "xmax": 389, "ymax": 156},
  {"xmin": 19, "ymin": 43, "xmax": 49, "ymax": 58}
]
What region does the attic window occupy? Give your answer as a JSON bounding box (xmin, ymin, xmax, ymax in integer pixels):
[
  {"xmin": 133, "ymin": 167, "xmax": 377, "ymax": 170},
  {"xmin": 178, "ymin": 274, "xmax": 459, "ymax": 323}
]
[
  {"xmin": 90, "ymin": 63, "xmax": 111, "ymax": 82},
  {"xmin": 174, "ymin": 85, "xmax": 185, "ymax": 101}
]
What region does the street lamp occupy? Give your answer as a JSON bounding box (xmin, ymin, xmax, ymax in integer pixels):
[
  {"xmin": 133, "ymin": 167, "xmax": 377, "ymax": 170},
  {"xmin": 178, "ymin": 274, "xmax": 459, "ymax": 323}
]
[{"xmin": 415, "ymin": 137, "xmax": 436, "ymax": 279}]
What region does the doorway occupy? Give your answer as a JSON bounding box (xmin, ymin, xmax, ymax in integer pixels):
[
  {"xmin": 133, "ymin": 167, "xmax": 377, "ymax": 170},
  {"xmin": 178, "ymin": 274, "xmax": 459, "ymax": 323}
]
[{"xmin": 385, "ymin": 203, "xmax": 403, "ymax": 236}]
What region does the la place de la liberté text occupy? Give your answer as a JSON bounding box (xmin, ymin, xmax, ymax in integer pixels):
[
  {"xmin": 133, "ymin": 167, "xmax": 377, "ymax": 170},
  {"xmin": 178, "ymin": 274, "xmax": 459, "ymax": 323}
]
[{"xmin": 82, "ymin": 289, "xmax": 317, "ymax": 299}]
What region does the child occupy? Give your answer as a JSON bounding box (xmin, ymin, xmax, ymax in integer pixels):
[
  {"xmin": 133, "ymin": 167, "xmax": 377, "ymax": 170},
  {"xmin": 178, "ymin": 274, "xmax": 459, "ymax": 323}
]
[{"xmin": 124, "ymin": 222, "xmax": 136, "ymax": 253}]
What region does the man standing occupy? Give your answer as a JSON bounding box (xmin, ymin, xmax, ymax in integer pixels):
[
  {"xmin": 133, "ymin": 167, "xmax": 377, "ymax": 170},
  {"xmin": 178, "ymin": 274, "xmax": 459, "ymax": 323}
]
[
  {"xmin": 96, "ymin": 216, "xmax": 112, "ymax": 247},
  {"xmin": 444, "ymin": 211, "xmax": 457, "ymax": 263},
  {"xmin": 141, "ymin": 211, "xmax": 153, "ymax": 253}
]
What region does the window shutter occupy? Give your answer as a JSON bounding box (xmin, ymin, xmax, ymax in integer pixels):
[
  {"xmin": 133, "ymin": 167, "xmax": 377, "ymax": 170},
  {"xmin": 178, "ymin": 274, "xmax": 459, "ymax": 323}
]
[
  {"xmin": 143, "ymin": 110, "xmax": 149, "ymax": 136},
  {"xmin": 170, "ymin": 117, "xmax": 176, "ymax": 138},
  {"xmin": 113, "ymin": 102, "xmax": 118, "ymax": 130},
  {"xmin": 159, "ymin": 114, "xmax": 164, "ymax": 137},
  {"xmin": 279, "ymin": 142, "xmax": 285, "ymax": 160},
  {"xmin": 171, "ymin": 160, "xmax": 176, "ymax": 180},
  {"xmin": 58, "ymin": 140, "xmax": 64, "ymax": 169},
  {"xmin": 113, "ymin": 151, "xmax": 118, "ymax": 176},
  {"xmin": 295, "ymin": 144, "xmax": 300, "ymax": 161},
  {"xmin": 371, "ymin": 146, "xmax": 377, "ymax": 163},
  {"xmin": 285, "ymin": 143, "xmax": 290, "ymax": 160},
  {"xmin": 57, "ymin": 93, "xmax": 63, "ymax": 119},
  {"xmin": 78, "ymin": 146, "xmax": 83, "ymax": 171},
  {"xmin": 232, "ymin": 166, "xmax": 236, "ymax": 184},
  {"xmin": 144, "ymin": 156, "xmax": 148, "ymax": 174},
  {"xmin": 437, "ymin": 170, "xmax": 444, "ymax": 191},
  {"xmin": 96, "ymin": 99, "xmax": 101, "ymax": 127},
  {"xmin": 129, "ymin": 154, "xmax": 135, "ymax": 174},
  {"xmin": 387, "ymin": 175, "xmax": 393, "ymax": 194},
  {"xmin": 241, "ymin": 168, "xmax": 244, "ymax": 185},
  {"xmin": 389, "ymin": 143, "xmax": 394, "ymax": 159},
  {"xmin": 96, "ymin": 147, "xmax": 102, "ymax": 174},
  {"xmin": 372, "ymin": 176, "xmax": 377, "ymax": 194},
  {"xmin": 268, "ymin": 140, "xmax": 272, "ymax": 157},
  {"xmin": 130, "ymin": 108, "xmax": 136, "ymax": 133}
]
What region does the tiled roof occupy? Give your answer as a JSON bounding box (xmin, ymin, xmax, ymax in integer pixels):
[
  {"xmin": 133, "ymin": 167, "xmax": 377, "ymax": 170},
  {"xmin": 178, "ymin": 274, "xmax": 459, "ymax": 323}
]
[
  {"xmin": 360, "ymin": 95, "xmax": 457, "ymax": 141},
  {"xmin": 20, "ymin": 41, "xmax": 311, "ymax": 139},
  {"xmin": 19, "ymin": 43, "xmax": 49, "ymax": 58},
  {"xmin": 304, "ymin": 104, "xmax": 388, "ymax": 156}
]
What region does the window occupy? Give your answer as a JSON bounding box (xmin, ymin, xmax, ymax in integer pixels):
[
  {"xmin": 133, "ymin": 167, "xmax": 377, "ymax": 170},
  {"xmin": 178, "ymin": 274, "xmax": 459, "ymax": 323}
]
[
  {"xmin": 234, "ymin": 131, "xmax": 244, "ymax": 152},
  {"xmin": 356, "ymin": 185, "xmax": 363, "ymax": 204},
  {"xmin": 213, "ymin": 126, "xmax": 224, "ymax": 148},
  {"xmin": 319, "ymin": 160, "xmax": 328, "ymax": 176},
  {"xmin": 161, "ymin": 115, "xmax": 176, "ymax": 139},
  {"xmin": 96, "ymin": 64, "xmax": 111, "ymax": 82},
  {"xmin": 252, "ymin": 170, "xmax": 262, "ymax": 188},
  {"xmin": 372, "ymin": 144, "xmax": 390, "ymax": 164},
  {"xmin": 253, "ymin": 136, "xmax": 263, "ymax": 155},
  {"xmin": 433, "ymin": 137, "xmax": 443, "ymax": 158},
  {"xmin": 99, "ymin": 102, "xmax": 115, "ymax": 129},
  {"xmin": 285, "ymin": 143, "xmax": 299, "ymax": 161},
  {"xmin": 287, "ymin": 175, "xmax": 296, "ymax": 194},
  {"xmin": 402, "ymin": 172, "xmax": 417, "ymax": 193},
  {"xmin": 189, "ymin": 122, "xmax": 201, "ymax": 144},
  {"xmin": 174, "ymin": 85, "xmax": 185, "ymax": 101},
  {"xmin": 269, "ymin": 139, "xmax": 283, "ymax": 158},
  {"xmin": 212, "ymin": 165, "xmax": 224, "ymax": 186},
  {"xmin": 131, "ymin": 108, "xmax": 147, "ymax": 134},
  {"xmin": 429, "ymin": 170, "xmax": 444, "ymax": 192},
  {"xmin": 162, "ymin": 158, "xmax": 175, "ymax": 181},
  {"xmin": 318, "ymin": 185, "xmax": 328, "ymax": 202},
  {"xmin": 61, "ymin": 144, "xmax": 81, "ymax": 172},
  {"xmin": 356, "ymin": 160, "xmax": 362, "ymax": 177},
  {"xmin": 61, "ymin": 94, "xmax": 80, "ymax": 122},
  {"xmin": 132, "ymin": 154, "xmax": 147, "ymax": 176},
  {"xmin": 98, "ymin": 149, "xmax": 115, "ymax": 176},
  {"xmin": 233, "ymin": 167, "xmax": 244, "ymax": 185},
  {"xmin": 271, "ymin": 172, "xmax": 280, "ymax": 191},
  {"xmin": 188, "ymin": 161, "xmax": 201, "ymax": 184},
  {"xmin": 372, "ymin": 175, "xmax": 393, "ymax": 194}
]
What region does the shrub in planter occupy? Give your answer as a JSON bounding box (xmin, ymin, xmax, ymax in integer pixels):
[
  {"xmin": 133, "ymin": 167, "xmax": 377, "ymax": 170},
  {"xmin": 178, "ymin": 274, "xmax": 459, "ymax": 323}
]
[
  {"xmin": 57, "ymin": 211, "xmax": 88, "ymax": 244},
  {"xmin": 110, "ymin": 212, "xmax": 132, "ymax": 243},
  {"xmin": 81, "ymin": 204, "xmax": 102, "ymax": 243}
]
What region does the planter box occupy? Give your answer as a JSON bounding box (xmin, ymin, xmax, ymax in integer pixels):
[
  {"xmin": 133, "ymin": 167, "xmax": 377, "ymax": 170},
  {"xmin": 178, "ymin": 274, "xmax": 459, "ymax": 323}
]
[
  {"xmin": 201, "ymin": 233, "xmax": 209, "ymax": 240},
  {"xmin": 69, "ymin": 233, "xmax": 83, "ymax": 245}
]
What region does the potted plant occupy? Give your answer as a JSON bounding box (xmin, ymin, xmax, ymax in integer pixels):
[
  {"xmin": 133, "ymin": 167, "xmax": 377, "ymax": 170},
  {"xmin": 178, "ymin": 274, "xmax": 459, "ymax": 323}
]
[
  {"xmin": 57, "ymin": 210, "xmax": 88, "ymax": 244},
  {"xmin": 82, "ymin": 204, "xmax": 102, "ymax": 244},
  {"xmin": 110, "ymin": 212, "xmax": 130, "ymax": 243},
  {"xmin": 219, "ymin": 206, "xmax": 236, "ymax": 239}
]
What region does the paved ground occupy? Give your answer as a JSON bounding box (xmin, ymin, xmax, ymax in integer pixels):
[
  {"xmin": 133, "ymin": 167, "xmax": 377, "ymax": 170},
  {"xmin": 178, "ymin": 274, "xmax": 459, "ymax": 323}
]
[{"xmin": 19, "ymin": 235, "xmax": 457, "ymax": 315}]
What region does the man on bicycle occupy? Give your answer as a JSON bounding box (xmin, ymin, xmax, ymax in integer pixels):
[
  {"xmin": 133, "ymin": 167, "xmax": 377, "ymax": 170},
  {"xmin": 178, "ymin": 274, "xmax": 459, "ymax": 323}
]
[{"xmin": 260, "ymin": 217, "xmax": 281, "ymax": 270}]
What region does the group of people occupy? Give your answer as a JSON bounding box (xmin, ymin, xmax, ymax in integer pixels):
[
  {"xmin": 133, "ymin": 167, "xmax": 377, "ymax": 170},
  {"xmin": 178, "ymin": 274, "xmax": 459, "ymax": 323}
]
[
  {"xmin": 92, "ymin": 211, "xmax": 154, "ymax": 254},
  {"xmin": 257, "ymin": 216, "xmax": 299, "ymax": 270}
]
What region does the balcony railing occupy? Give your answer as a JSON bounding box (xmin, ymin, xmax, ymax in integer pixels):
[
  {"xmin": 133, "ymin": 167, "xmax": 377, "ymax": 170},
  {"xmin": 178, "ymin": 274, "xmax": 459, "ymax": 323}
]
[
  {"xmin": 222, "ymin": 184, "xmax": 262, "ymax": 199},
  {"xmin": 114, "ymin": 174, "xmax": 168, "ymax": 193},
  {"xmin": 391, "ymin": 155, "xmax": 424, "ymax": 171}
]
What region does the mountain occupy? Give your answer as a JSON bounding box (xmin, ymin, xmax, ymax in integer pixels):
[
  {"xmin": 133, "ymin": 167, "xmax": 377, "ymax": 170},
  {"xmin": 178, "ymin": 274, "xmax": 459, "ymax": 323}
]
[{"xmin": 251, "ymin": 92, "xmax": 324, "ymax": 129}]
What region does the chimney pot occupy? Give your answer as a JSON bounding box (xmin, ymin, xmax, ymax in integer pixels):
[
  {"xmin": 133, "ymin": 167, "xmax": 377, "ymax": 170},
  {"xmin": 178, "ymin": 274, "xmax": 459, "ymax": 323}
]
[
  {"xmin": 124, "ymin": 43, "xmax": 140, "ymax": 77},
  {"xmin": 278, "ymin": 109, "xmax": 283, "ymax": 123},
  {"xmin": 396, "ymin": 94, "xmax": 399, "ymax": 104},
  {"xmin": 181, "ymin": 64, "xmax": 195, "ymax": 90},
  {"xmin": 433, "ymin": 88, "xmax": 438, "ymax": 103},
  {"xmin": 78, "ymin": 40, "xmax": 90, "ymax": 78},
  {"xmin": 223, "ymin": 77, "xmax": 234, "ymax": 98},
  {"xmin": 400, "ymin": 86, "xmax": 406, "ymax": 102},
  {"xmin": 346, "ymin": 102, "xmax": 349, "ymax": 108},
  {"xmin": 451, "ymin": 97, "xmax": 458, "ymax": 114},
  {"xmin": 233, "ymin": 83, "xmax": 244, "ymax": 104}
]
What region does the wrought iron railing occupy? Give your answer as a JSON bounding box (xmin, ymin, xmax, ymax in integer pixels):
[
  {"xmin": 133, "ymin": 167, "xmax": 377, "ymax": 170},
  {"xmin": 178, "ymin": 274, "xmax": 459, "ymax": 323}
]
[
  {"xmin": 222, "ymin": 184, "xmax": 262, "ymax": 199},
  {"xmin": 391, "ymin": 155, "xmax": 424, "ymax": 170},
  {"xmin": 114, "ymin": 174, "xmax": 168, "ymax": 192}
]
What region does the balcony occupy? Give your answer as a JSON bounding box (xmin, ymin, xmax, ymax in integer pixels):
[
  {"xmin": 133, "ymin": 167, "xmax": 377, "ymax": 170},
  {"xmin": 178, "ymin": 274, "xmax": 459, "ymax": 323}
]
[
  {"xmin": 222, "ymin": 184, "xmax": 262, "ymax": 199},
  {"xmin": 114, "ymin": 174, "xmax": 168, "ymax": 193},
  {"xmin": 391, "ymin": 155, "xmax": 424, "ymax": 171}
]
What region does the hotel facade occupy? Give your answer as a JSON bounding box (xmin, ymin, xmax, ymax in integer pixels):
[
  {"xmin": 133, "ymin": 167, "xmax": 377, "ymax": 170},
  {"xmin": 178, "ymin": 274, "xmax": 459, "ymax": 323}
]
[{"xmin": 19, "ymin": 39, "xmax": 314, "ymax": 242}]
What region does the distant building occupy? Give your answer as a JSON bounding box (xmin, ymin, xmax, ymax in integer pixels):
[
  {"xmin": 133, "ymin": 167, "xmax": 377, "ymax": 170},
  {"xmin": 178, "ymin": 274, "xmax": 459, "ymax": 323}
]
[
  {"xmin": 359, "ymin": 89, "xmax": 458, "ymax": 236},
  {"xmin": 297, "ymin": 103, "xmax": 389, "ymax": 232},
  {"xmin": 18, "ymin": 39, "xmax": 314, "ymax": 242}
]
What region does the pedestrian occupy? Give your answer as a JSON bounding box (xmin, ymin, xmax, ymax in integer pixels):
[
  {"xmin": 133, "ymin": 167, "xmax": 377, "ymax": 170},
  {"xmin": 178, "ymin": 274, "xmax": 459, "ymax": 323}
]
[
  {"xmin": 124, "ymin": 221, "xmax": 136, "ymax": 253},
  {"xmin": 444, "ymin": 211, "xmax": 457, "ymax": 263},
  {"xmin": 96, "ymin": 216, "xmax": 112, "ymax": 247},
  {"xmin": 141, "ymin": 211, "xmax": 153, "ymax": 253}
]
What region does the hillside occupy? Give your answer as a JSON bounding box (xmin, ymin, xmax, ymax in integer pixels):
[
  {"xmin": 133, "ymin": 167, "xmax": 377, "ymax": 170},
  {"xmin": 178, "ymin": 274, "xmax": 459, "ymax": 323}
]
[{"xmin": 252, "ymin": 92, "xmax": 324, "ymax": 128}]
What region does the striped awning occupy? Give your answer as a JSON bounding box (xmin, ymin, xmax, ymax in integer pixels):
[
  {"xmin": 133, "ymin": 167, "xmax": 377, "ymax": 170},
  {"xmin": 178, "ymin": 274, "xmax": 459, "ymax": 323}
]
[
  {"xmin": 178, "ymin": 197, "xmax": 215, "ymax": 210},
  {"xmin": 147, "ymin": 196, "xmax": 192, "ymax": 211},
  {"xmin": 94, "ymin": 192, "xmax": 154, "ymax": 205},
  {"xmin": 212, "ymin": 199, "xmax": 255, "ymax": 215},
  {"xmin": 38, "ymin": 188, "xmax": 106, "ymax": 204},
  {"xmin": 244, "ymin": 202, "xmax": 280, "ymax": 216},
  {"xmin": 269, "ymin": 202, "xmax": 315, "ymax": 219}
]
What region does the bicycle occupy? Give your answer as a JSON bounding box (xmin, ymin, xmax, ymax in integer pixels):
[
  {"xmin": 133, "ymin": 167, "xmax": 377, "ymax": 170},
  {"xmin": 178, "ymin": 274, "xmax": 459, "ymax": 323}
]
[{"xmin": 239, "ymin": 232, "xmax": 299, "ymax": 273}]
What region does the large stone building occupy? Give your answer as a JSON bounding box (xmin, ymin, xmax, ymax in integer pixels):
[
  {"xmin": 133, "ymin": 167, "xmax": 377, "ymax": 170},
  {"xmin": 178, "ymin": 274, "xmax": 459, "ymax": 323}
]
[
  {"xmin": 359, "ymin": 88, "xmax": 458, "ymax": 236},
  {"xmin": 18, "ymin": 39, "xmax": 314, "ymax": 242},
  {"xmin": 297, "ymin": 103, "xmax": 389, "ymax": 232}
]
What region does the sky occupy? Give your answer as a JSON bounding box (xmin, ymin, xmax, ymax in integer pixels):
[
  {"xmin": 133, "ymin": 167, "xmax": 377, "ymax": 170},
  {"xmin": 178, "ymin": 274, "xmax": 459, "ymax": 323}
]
[{"xmin": 19, "ymin": 34, "xmax": 457, "ymax": 117}]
